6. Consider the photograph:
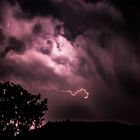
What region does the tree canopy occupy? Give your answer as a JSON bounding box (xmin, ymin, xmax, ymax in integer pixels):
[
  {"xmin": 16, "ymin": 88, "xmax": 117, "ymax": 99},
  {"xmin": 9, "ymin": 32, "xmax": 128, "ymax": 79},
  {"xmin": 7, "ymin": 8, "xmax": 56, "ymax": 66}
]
[{"xmin": 0, "ymin": 82, "xmax": 48, "ymax": 137}]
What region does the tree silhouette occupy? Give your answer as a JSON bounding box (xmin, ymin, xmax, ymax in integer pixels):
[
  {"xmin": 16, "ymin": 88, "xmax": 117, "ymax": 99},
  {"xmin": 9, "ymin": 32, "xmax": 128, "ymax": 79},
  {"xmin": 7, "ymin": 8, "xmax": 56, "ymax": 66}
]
[{"xmin": 0, "ymin": 82, "xmax": 48, "ymax": 137}]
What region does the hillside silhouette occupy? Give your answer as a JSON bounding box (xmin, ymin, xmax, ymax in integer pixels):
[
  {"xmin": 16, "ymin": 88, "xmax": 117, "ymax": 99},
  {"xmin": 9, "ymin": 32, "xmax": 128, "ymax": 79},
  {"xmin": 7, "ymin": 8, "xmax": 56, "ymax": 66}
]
[{"xmin": 11, "ymin": 120, "xmax": 139, "ymax": 140}]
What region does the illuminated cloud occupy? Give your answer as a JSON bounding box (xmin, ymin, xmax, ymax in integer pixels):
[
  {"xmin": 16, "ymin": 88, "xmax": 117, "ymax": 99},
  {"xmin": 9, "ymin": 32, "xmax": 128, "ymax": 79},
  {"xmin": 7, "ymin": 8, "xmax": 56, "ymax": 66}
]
[
  {"xmin": 0, "ymin": 0, "xmax": 140, "ymax": 123},
  {"xmin": 0, "ymin": 2, "xmax": 90, "ymax": 99}
]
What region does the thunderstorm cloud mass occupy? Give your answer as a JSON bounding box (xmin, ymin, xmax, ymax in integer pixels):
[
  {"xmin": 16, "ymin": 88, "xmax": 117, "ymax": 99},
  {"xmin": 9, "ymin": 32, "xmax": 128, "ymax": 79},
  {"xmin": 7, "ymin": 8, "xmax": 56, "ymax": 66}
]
[{"xmin": 0, "ymin": 0, "xmax": 140, "ymax": 123}]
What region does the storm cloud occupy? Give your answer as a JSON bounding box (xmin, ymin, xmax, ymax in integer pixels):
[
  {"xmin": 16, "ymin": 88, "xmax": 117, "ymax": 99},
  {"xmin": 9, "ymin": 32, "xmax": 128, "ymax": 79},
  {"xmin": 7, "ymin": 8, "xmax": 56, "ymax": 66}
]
[{"xmin": 0, "ymin": 0, "xmax": 140, "ymax": 124}]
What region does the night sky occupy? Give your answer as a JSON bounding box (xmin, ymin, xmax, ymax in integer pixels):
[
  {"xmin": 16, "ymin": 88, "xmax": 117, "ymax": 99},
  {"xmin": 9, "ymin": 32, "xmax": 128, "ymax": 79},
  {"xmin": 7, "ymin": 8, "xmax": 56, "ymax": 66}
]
[{"xmin": 0, "ymin": 0, "xmax": 140, "ymax": 124}]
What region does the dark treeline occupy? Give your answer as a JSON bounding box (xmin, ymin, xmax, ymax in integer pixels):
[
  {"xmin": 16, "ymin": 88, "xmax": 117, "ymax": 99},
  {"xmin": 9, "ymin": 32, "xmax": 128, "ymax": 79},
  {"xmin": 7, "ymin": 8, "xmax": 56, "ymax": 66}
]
[{"xmin": 2, "ymin": 120, "xmax": 140, "ymax": 140}]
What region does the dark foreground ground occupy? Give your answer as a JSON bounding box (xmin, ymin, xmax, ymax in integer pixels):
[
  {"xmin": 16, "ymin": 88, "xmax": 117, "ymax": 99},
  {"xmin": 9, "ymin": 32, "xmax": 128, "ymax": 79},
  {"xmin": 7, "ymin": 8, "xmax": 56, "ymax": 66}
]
[{"xmin": 1, "ymin": 121, "xmax": 140, "ymax": 139}]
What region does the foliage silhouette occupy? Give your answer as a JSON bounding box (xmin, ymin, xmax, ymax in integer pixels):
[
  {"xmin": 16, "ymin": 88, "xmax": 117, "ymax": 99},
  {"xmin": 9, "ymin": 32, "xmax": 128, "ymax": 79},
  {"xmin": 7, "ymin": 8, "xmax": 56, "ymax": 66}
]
[{"xmin": 0, "ymin": 82, "xmax": 48, "ymax": 137}]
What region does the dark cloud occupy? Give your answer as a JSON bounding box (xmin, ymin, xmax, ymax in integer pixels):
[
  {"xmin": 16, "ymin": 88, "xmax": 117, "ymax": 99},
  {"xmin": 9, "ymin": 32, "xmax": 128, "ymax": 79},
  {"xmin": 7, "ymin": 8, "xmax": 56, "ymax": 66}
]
[
  {"xmin": 53, "ymin": 57, "xmax": 68, "ymax": 65},
  {"xmin": 32, "ymin": 22, "xmax": 43, "ymax": 34},
  {"xmin": 6, "ymin": 37, "xmax": 25, "ymax": 53},
  {"xmin": 0, "ymin": 0, "xmax": 16, "ymax": 6},
  {"xmin": 86, "ymin": 0, "xmax": 140, "ymax": 37},
  {"xmin": 53, "ymin": 0, "xmax": 124, "ymax": 42},
  {"xmin": 39, "ymin": 40, "xmax": 54, "ymax": 55},
  {"xmin": 0, "ymin": 29, "xmax": 5, "ymax": 44},
  {"xmin": 17, "ymin": 0, "xmax": 60, "ymax": 18},
  {"xmin": 39, "ymin": 47, "xmax": 52, "ymax": 55}
]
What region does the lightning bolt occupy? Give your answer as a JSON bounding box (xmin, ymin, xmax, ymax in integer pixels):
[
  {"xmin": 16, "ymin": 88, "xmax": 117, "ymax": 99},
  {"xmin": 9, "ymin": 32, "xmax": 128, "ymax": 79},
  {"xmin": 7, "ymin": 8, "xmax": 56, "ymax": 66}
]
[
  {"xmin": 60, "ymin": 89, "xmax": 89, "ymax": 99},
  {"xmin": 45, "ymin": 87, "xmax": 89, "ymax": 99}
]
